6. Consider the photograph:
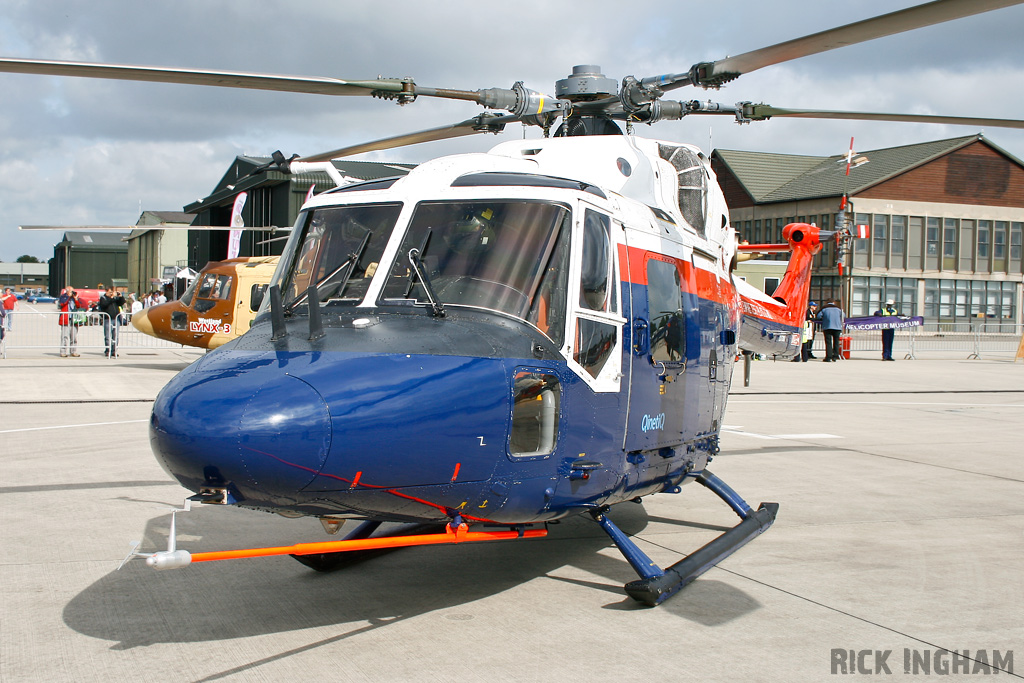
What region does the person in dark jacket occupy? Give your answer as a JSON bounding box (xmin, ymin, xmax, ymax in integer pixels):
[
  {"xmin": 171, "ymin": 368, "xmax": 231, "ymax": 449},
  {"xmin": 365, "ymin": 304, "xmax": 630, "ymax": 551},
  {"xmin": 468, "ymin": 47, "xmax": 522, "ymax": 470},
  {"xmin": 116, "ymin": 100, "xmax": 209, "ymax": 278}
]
[
  {"xmin": 97, "ymin": 285, "xmax": 126, "ymax": 358},
  {"xmin": 816, "ymin": 300, "xmax": 845, "ymax": 362}
]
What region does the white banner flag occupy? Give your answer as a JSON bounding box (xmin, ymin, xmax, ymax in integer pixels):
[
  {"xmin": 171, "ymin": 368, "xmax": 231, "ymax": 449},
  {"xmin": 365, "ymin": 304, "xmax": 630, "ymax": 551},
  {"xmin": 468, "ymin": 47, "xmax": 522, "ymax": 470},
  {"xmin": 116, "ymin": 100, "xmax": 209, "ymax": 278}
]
[{"xmin": 227, "ymin": 192, "xmax": 247, "ymax": 259}]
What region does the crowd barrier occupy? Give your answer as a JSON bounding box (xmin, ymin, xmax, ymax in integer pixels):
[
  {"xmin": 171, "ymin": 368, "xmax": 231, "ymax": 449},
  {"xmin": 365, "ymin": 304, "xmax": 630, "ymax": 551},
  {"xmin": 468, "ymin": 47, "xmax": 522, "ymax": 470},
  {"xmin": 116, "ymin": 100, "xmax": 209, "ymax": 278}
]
[
  {"xmin": 1, "ymin": 310, "xmax": 184, "ymax": 358},
  {"xmin": 819, "ymin": 321, "xmax": 1024, "ymax": 360},
  {"xmin": 3, "ymin": 309, "xmax": 1021, "ymax": 360}
]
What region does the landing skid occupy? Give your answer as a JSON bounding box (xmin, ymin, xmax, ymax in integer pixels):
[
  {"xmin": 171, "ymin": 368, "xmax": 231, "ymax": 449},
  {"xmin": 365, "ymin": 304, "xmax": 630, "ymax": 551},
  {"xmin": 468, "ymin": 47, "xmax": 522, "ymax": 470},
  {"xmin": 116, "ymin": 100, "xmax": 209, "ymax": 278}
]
[{"xmin": 592, "ymin": 470, "xmax": 778, "ymax": 606}]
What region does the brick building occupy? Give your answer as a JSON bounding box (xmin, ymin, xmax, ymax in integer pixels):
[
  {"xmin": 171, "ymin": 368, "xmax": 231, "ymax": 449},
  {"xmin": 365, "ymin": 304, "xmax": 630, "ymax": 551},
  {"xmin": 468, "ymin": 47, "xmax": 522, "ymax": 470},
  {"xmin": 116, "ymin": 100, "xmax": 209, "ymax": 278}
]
[{"xmin": 712, "ymin": 135, "xmax": 1024, "ymax": 325}]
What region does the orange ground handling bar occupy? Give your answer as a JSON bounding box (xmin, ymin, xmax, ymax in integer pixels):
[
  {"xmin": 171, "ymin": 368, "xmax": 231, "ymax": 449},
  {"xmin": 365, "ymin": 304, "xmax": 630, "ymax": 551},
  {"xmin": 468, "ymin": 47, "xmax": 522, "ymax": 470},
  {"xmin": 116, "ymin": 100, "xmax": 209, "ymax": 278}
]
[{"xmin": 189, "ymin": 523, "xmax": 548, "ymax": 563}]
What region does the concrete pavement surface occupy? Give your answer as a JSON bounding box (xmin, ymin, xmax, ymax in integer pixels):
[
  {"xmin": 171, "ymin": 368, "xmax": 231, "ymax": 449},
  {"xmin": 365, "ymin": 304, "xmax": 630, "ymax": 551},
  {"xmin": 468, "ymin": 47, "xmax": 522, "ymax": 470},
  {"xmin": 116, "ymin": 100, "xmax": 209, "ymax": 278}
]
[{"xmin": 1, "ymin": 347, "xmax": 1022, "ymax": 681}]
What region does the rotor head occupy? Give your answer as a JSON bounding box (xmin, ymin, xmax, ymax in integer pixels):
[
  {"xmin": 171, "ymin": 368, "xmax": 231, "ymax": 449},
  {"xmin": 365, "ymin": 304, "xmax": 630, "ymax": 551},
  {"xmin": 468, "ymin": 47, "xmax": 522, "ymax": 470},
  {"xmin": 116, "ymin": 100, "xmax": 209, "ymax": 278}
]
[{"xmin": 555, "ymin": 66, "xmax": 618, "ymax": 102}]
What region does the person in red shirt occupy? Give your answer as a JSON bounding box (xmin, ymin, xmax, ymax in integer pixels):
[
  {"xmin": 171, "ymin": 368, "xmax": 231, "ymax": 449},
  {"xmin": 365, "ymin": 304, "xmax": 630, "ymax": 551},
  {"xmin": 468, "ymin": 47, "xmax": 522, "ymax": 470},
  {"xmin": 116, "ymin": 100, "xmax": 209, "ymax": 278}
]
[
  {"xmin": 1, "ymin": 287, "xmax": 16, "ymax": 332},
  {"xmin": 58, "ymin": 288, "xmax": 81, "ymax": 357}
]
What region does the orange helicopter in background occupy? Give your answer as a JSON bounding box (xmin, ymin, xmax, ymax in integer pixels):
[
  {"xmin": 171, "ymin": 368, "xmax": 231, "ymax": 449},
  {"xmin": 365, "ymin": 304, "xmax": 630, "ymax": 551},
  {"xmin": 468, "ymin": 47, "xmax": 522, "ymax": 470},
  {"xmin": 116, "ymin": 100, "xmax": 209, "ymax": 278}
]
[{"xmin": 132, "ymin": 256, "xmax": 278, "ymax": 349}]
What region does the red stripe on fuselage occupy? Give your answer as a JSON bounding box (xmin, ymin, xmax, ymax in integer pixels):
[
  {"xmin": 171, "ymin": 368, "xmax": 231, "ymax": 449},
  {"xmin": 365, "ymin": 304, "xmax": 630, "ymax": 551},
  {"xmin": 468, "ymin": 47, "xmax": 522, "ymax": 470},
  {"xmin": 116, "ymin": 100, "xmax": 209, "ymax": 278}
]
[{"xmin": 618, "ymin": 244, "xmax": 734, "ymax": 308}]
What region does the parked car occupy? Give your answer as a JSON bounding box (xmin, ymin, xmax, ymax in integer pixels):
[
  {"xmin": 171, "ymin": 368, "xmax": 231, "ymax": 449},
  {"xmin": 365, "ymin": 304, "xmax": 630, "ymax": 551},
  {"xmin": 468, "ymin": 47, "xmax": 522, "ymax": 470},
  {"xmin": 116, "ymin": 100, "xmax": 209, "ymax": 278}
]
[{"xmin": 27, "ymin": 294, "xmax": 57, "ymax": 304}]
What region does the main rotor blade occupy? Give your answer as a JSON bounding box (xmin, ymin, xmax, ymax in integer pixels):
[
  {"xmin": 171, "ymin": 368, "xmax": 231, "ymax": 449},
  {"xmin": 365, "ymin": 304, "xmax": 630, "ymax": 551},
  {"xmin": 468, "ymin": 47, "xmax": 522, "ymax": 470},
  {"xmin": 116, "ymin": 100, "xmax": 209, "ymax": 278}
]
[
  {"xmin": 298, "ymin": 114, "xmax": 516, "ymax": 162},
  {"xmin": 19, "ymin": 224, "xmax": 260, "ymax": 230},
  {"xmin": 0, "ymin": 57, "xmax": 406, "ymax": 97},
  {"xmin": 0, "ymin": 58, "xmax": 565, "ymax": 118},
  {"xmin": 744, "ymin": 105, "xmax": 1024, "ymax": 129},
  {"xmin": 673, "ymin": 0, "xmax": 1024, "ymax": 89}
]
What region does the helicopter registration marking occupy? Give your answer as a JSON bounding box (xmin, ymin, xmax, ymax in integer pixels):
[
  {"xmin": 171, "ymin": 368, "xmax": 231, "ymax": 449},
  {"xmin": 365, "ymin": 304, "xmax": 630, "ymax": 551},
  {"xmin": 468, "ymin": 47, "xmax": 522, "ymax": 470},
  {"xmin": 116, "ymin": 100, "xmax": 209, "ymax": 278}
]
[{"xmin": 189, "ymin": 318, "xmax": 231, "ymax": 334}]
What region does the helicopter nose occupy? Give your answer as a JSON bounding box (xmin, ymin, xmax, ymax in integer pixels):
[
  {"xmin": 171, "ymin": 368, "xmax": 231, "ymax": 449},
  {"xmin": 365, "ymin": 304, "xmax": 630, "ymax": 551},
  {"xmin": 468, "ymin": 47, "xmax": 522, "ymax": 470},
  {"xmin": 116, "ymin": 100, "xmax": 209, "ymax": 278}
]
[
  {"xmin": 150, "ymin": 362, "xmax": 332, "ymax": 499},
  {"xmin": 131, "ymin": 308, "xmax": 154, "ymax": 336}
]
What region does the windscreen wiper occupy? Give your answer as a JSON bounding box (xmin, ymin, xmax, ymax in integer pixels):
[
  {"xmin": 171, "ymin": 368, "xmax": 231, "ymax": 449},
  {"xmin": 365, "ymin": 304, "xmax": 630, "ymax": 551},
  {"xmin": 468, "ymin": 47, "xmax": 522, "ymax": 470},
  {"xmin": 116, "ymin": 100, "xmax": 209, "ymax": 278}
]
[
  {"xmin": 284, "ymin": 230, "xmax": 371, "ymax": 314},
  {"xmin": 404, "ymin": 229, "xmax": 433, "ymax": 298},
  {"xmin": 330, "ymin": 229, "xmax": 372, "ymax": 301},
  {"xmin": 407, "ymin": 245, "xmax": 445, "ymax": 317}
]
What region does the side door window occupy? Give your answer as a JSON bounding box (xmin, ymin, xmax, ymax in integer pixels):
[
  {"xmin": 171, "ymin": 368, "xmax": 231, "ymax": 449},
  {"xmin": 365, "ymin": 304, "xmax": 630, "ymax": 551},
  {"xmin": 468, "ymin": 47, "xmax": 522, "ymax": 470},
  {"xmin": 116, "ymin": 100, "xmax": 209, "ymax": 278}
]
[
  {"xmin": 569, "ymin": 208, "xmax": 624, "ymax": 391},
  {"xmin": 647, "ymin": 258, "xmax": 685, "ymax": 365}
]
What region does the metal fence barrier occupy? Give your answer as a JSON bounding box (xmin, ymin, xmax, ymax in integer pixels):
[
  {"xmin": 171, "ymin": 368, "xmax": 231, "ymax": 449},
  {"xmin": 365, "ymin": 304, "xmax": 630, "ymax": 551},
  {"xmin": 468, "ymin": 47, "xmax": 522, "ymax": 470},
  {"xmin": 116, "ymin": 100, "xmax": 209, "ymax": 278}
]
[
  {"xmin": 817, "ymin": 321, "xmax": 1024, "ymax": 360},
  {"xmin": 4, "ymin": 308, "xmax": 1022, "ymax": 360},
  {"xmin": 1, "ymin": 310, "xmax": 185, "ymax": 358}
]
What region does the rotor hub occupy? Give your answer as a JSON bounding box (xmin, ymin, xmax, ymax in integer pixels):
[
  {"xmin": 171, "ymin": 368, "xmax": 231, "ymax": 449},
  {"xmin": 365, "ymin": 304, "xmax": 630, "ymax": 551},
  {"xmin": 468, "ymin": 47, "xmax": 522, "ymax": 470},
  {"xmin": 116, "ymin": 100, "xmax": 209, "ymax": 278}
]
[{"xmin": 555, "ymin": 65, "xmax": 618, "ymax": 102}]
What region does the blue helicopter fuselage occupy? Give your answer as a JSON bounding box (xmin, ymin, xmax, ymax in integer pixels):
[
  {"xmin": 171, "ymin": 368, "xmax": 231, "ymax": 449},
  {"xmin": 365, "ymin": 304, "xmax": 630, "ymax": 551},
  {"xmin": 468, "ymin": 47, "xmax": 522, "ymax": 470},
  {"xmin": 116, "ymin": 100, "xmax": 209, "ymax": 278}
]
[{"xmin": 149, "ymin": 136, "xmax": 753, "ymax": 526}]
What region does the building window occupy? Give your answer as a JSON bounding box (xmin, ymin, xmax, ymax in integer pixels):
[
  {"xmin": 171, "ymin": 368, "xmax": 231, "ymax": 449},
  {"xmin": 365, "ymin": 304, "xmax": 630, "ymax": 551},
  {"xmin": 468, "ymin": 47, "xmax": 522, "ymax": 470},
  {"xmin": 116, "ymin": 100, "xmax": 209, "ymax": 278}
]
[
  {"xmin": 943, "ymin": 218, "xmax": 957, "ymax": 270},
  {"xmin": 959, "ymin": 220, "xmax": 975, "ymax": 272},
  {"xmin": 926, "ymin": 217, "xmax": 939, "ymax": 270},
  {"xmin": 908, "ymin": 216, "xmax": 923, "ymax": 270},
  {"xmin": 810, "ymin": 275, "xmax": 841, "ymax": 307},
  {"xmin": 775, "ymin": 218, "xmax": 787, "ymax": 260},
  {"xmin": 923, "ymin": 279, "xmax": 1017, "ymax": 322},
  {"xmin": 850, "ymin": 276, "xmax": 916, "ymax": 317},
  {"xmin": 1010, "ymin": 222, "xmax": 1022, "ymax": 274},
  {"xmin": 994, "ymin": 221, "xmax": 1008, "ymax": 272},
  {"xmin": 754, "ymin": 219, "xmax": 762, "ymax": 243},
  {"xmin": 853, "ymin": 213, "xmax": 869, "ymax": 268},
  {"xmin": 891, "ymin": 215, "xmax": 906, "ymax": 264},
  {"xmin": 873, "ymin": 215, "xmax": 888, "ymax": 257},
  {"xmin": 977, "ymin": 220, "xmax": 991, "ymax": 273}
]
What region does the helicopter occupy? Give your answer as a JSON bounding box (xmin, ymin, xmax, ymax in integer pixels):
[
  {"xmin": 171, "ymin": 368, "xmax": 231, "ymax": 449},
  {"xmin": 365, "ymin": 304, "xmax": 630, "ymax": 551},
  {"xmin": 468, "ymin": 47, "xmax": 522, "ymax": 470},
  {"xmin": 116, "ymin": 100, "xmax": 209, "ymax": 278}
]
[
  {"xmin": 131, "ymin": 255, "xmax": 279, "ymax": 350},
  {"xmin": 4, "ymin": 0, "xmax": 1024, "ymax": 607},
  {"xmin": 18, "ymin": 223, "xmax": 281, "ymax": 350}
]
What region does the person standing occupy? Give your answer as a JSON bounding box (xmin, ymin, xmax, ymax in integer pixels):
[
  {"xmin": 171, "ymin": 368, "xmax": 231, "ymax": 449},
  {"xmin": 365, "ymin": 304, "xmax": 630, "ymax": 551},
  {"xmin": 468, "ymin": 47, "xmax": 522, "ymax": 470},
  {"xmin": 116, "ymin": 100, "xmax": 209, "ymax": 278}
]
[
  {"xmin": 1, "ymin": 287, "xmax": 16, "ymax": 332},
  {"xmin": 803, "ymin": 301, "xmax": 819, "ymax": 361},
  {"xmin": 97, "ymin": 285, "xmax": 126, "ymax": 358},
  {"xmin": 58, "ymin": 288, "xmax": 81, "ymax": 357},
  {"xmin": 875, "ymin": 298, "xmax": 899, "ymax": 361},
  {"xmin": 130, "ymin": 294, "xmax": 143, "ymax": 321},
  {"xmin": 817, "ymin": 299, "xmax": 845, "ymax": 362}
]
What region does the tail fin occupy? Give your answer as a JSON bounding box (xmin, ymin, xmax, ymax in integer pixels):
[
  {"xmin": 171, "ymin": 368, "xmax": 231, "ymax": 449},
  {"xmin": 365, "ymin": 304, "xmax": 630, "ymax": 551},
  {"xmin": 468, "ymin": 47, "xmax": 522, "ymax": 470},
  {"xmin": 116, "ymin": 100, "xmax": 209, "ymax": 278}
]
[{"xmin": 735, "ymin": 223, "xmax": 828, "ymax": 357}]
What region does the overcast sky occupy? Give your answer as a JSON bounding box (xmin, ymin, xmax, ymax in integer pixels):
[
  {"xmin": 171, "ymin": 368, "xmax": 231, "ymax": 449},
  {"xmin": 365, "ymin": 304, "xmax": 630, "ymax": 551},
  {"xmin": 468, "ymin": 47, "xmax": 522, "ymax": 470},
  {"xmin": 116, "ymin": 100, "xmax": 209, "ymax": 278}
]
[{"xmin": 2, "ymin": 0, "xmax": 1023, "ymax": 262}]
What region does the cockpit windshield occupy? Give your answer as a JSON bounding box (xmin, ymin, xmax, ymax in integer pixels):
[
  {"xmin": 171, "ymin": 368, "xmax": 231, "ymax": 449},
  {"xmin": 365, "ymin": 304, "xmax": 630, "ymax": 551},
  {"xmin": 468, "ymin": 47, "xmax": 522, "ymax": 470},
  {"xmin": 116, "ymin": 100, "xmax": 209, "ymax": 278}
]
[
  {"xmin": 280, "ymin": 203, "xmax": 401, "ymax": 309},
  {"xmin": 382, "ymin": 200, "xmax": 571, "ymax": 343}
]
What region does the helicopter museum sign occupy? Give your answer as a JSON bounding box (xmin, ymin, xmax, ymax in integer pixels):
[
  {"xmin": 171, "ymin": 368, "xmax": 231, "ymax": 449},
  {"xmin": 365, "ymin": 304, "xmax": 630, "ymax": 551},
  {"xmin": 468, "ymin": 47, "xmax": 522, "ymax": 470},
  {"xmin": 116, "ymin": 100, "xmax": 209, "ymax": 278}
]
[{"xmin": 843, "ymin": 315, "xmax": 924, "ymax": 331}]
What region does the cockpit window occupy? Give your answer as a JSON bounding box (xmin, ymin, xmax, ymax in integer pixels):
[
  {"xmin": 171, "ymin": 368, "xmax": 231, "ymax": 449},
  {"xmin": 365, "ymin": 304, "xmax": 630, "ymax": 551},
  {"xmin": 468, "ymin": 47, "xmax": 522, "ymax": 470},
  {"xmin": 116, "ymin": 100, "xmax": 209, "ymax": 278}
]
[
  {"xmin": 193, "ymin": 273, "xmax": 232, "ymax": 313},
  {"xmin": 280, "ymin": 203, "xmax": 402, "ymax": 309},
  {"xmin": 179, "ymin": 274, "xmax": 200, "ymax": 307},
  {"xmin": 381, "ymin": 200, "xmax": 571, "ymax": 340}
]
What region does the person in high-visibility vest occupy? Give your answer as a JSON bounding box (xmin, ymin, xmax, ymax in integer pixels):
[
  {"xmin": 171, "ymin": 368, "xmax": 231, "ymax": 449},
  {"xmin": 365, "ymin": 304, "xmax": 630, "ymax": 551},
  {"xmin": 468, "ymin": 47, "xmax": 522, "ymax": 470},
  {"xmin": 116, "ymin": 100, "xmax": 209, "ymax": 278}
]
[{"xmin": 874, "ymin": 298, "xmax": 899, "ymax": 361}]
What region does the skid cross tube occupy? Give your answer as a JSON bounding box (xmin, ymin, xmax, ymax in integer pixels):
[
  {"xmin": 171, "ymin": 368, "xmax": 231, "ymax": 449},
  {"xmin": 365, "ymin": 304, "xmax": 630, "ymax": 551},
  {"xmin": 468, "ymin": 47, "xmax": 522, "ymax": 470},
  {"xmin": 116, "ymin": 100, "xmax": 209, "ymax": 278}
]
[{"xmin": 593, "ymin": 469, "xmax": 778, "ymax": 606}]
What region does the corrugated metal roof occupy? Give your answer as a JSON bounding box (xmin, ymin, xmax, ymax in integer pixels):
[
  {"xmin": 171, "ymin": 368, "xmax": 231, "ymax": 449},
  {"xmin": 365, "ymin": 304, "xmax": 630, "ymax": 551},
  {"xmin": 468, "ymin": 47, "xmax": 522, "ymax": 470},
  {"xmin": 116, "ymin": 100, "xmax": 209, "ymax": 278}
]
[
  {"xmin": 716, "ymin": 135, "xmax": 984, "ymax": 204},
  {"xmin": 139, "ymin": 211, "xmax": 194, "ymax": 225},
  {"xmin": 715, "ymin": 150, "xmax": 824, "ymax": 200},
  {"xmin": 59, "ymin": 231, "xmax": 130, "ymax": 250},
  {"xmin": 187, "ymin": 157, "xmax": 416, "ymax": 211}
]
